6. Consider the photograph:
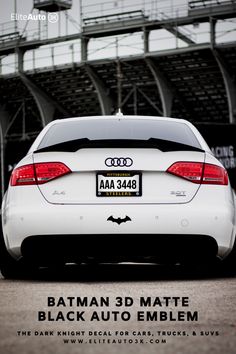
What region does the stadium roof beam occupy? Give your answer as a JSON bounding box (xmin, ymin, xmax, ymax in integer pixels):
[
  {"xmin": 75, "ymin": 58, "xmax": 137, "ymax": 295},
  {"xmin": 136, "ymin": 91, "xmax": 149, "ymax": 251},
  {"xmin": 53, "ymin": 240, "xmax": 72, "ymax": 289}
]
[
  {"xmin": 84, "ymin": 64, "xmax": 114, "ymax": 115},
  {"xmin": 19, "ymin": 73, "xmax": 56, "ymax": 126},
  {"xmin": 145, "ymin": 56, "xmax": 199, "ymax": 120},
  {"xmin": 188, "ymin": 0, "xmax": 236, "ymax": 17},
  {"xmin": 33, "ymin": 0, "xmax": 72, "ymax": 12},
  {"xmin": 136, "ymin": 86, "xmax": 162, "ymax": 115},
  {"xmin": 16, "ymin": 47, "xmax": 69, "ymax": 125},
  {"xmin": 212, "ymin": 48, "xmax": 236, "ymax": 123},
  {"xmin": 160, "ymin": 25, "xmax": 196, "ymax": 45},
  {"xmin": 20, "ymin": 72, "xmax": 70, "ymax": 125},
  {"xmin": 145, "ymin": 58, "xmax": 174, "ymax": 117}
]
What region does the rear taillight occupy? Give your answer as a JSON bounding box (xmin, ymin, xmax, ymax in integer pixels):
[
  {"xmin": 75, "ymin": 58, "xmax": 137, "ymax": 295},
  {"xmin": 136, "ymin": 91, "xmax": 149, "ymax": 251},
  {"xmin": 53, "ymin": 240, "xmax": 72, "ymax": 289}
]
[
  {"xmin": 167, "ymin": 162, "xmax": 203, "ymax": 183},
  {"xmin": 10, "ymin": 162, "xmax": 71, "ymax": 186},
  {"xmin": 167, "ymin": 162, "xmax": 228, "ymax": 185},
  {"xmin": 10, "ymin": 164, "xmax": 36, "ymax": 186},
  {"xmin": 202, "ymin": 163, "xmax": 228, "ymax": 185}
]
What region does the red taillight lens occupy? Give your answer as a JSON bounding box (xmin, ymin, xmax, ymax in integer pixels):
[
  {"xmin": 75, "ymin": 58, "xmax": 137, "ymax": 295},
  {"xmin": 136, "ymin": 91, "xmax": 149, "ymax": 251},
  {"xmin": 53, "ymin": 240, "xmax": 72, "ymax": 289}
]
[
  {"xmin": 202, "ymin": 163, "xmax": 228, "ymax": 185},
  {"xmin": 35, "ymin": 162, "xmax": 71, "ymax": 184},
  {"xmin": 10, "ymin": 162, "xmax": 71, "ymax": 186},
  {"xmin": 167, "ymin": 162, "xmax": 228, "ymax": 185},
  {"xmin": 167, "ymin": 162, "xmax": 203, "ymax": 183},
  {"xmin": 10, "ymin": 164, "xmax": 36, "ymax": 186}
]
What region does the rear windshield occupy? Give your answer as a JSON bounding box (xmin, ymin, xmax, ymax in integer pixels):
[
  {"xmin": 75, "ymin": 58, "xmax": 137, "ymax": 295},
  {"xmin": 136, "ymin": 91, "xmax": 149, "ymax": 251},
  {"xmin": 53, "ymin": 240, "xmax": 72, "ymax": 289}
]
[{"xmin": 38, "ymin": 119, "xmax": 201, "ymax": 149}]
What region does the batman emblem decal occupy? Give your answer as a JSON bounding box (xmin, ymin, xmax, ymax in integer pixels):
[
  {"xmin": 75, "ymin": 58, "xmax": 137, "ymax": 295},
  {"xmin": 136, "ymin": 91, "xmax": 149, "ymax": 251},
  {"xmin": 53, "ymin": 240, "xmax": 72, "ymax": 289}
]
[{"xmin": 107, "ymin": 215, "xmax": 132, "ymax": 225}]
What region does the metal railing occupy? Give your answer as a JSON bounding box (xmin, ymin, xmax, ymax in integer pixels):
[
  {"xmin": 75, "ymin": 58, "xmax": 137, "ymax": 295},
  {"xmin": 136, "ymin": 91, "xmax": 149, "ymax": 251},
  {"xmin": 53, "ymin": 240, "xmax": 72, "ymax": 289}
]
[
  {"xmin": 0, "ymin": 0, "xmax": 236, "ymax": 74},
  {"xmin": 188, "ymin": 0, "xmax": 236, "ymax": 8},
  {"xmin": 1, "ymin": 22, "xmax": 236, "ymax": 75},
  {"xmin": 81, "ymin": 0, "xmax": 189, "ymax": 22},
  {"xmin": 0, "ymin": 21, "xmax": 17, "ymax": 37},
  {"xmin": 83, "ymin": 10, "xmax": 148, "ymax": 26}
]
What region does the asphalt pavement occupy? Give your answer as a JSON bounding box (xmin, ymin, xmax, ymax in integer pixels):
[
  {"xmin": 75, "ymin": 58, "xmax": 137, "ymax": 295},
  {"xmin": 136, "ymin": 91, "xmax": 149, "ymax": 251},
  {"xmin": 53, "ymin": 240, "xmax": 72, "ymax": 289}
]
[{"xmin": 0, "ymin": 264, "xmax": 236, "ymax": 354}]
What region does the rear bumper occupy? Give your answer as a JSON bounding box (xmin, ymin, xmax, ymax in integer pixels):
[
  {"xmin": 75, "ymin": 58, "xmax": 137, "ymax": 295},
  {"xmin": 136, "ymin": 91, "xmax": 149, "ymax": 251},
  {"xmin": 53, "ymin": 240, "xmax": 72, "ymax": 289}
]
[
  {"xmin": 2, "ymin": 185, "xmax": 236, "ymax": 261},
  {"xmin": 21, "ymin": 234, "xmax": 218, "ymax": 265}
]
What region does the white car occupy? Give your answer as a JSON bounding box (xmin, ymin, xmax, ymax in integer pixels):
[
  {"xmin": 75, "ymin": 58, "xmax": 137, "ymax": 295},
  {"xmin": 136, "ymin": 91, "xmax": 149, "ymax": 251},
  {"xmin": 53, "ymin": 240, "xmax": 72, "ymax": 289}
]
[{"xmin": 1, "ymin": 114, "xmax": 236, "ymax": 278}]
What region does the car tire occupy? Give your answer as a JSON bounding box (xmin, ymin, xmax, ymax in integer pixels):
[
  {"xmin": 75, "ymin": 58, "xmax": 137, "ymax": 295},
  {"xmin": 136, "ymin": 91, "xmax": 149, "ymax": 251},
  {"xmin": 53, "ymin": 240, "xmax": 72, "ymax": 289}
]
[
  {"xmin": 0, "ymin": 253, "xmax": 28, "ymax": 279},
  {"xmin": 0, "ymin": 220, "xmax": 33, "ymax": 279},
  {"xmin": 218, "ymin": 239, "xmax": 236, "ymax": 276}
]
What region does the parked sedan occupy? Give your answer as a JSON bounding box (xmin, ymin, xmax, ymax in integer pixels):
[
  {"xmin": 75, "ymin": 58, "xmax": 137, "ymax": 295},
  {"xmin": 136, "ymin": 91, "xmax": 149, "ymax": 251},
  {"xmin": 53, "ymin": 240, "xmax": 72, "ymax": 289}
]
[{"xmin": 1, "ymin": 114, "xmax": 236, "ymax": 278}]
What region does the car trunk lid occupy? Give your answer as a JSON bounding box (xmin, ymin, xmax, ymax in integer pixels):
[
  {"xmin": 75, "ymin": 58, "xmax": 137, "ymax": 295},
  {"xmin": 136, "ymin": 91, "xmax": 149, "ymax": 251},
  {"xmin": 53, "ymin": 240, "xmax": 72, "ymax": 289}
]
[{"xmin": 33, "ymin": 147, "xmax": 205, "ymax": 204}]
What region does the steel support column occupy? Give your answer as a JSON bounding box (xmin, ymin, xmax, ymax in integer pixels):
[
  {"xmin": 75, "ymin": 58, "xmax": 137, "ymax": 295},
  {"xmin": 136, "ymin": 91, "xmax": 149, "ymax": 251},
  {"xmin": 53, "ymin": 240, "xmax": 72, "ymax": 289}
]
[
  {"xmin": 213, "ymin": 49, "xmax": 236, "ymax": 123},
  {"xmin": 210, "ymin": 17, "xmax": 217, "ymax": 48},
  {"xmin": 16, "ymin": 47, "xmax": 25, "ymax": 72},
  {"xmin": 0, "ymin": 107, "xmax": 10, "ymax": 199},
  {"xmin": 81, "ymin": 37, "xmax": 89, "ymax": 62},
  {"xmin": 143, "ymin": 27, "xmax": 150, "ymax": 54},
  {"xmin": 145, "ymin": 57, "xmax": 174, "ymax": 117},
  {"xmin": 84, "ymin": 64, "xmax": 113, "ymax": 115}
]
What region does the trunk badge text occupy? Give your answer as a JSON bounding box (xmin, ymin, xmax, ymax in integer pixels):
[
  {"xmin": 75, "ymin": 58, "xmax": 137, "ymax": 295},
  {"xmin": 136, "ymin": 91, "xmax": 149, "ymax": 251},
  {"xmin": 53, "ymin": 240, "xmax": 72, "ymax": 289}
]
[
  {"xmin": 171, "ymin": 191, "xmax": 186, "ymax": 197},
  {"xmin": 52, "ymin": 190, "xmax": 66, "ymax": 195}
]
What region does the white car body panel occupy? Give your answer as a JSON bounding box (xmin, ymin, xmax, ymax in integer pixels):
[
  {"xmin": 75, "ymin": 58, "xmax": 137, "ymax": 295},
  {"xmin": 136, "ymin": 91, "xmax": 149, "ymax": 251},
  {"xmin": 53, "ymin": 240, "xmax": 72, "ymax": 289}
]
[{"xmin": 1, "ymin": 115, "xmax": 236, "ymax": 264}]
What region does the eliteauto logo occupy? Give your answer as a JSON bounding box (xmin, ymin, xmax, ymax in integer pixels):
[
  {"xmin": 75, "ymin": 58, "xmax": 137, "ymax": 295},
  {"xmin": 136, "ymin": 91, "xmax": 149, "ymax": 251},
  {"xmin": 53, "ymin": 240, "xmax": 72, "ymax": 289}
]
[
  {"xmin": 48, "ymin": 13, "xmax": 59, "ymax": 23},
  {"xmin": 11, "ymin": 13, "xmax": 59, "ymax": 23}
]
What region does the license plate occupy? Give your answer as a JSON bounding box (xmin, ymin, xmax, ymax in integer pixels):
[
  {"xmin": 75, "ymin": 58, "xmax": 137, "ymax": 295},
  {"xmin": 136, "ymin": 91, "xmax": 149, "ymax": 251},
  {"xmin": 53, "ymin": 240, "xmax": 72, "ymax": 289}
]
[{"xmin": 96, "ymin": 172, "xmax": 142, "ymax": 197}]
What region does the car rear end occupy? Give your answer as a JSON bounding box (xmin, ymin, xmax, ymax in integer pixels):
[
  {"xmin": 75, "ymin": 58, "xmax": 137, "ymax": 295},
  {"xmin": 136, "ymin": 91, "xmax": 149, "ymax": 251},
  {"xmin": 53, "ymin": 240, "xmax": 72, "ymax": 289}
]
[{"xmin": 2, "ymin": 116, "xmax": 235, "ymax": 265}]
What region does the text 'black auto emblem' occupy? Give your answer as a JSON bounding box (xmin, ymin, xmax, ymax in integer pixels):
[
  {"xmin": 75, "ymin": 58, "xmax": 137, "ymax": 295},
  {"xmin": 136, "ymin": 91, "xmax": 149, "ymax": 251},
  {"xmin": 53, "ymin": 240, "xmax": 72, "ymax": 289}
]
[
  {"xmin": 107, "ymin": 215, "xmax": 131, "ymax": 225},
  {"xmin": 105, "ymin": 157, "xmax": 133, "ymax": 167}
]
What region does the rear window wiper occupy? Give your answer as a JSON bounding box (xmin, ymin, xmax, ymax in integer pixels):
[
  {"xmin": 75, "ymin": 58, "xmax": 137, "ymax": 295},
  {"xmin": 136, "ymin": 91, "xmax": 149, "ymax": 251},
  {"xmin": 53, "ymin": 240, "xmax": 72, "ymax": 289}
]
[{"xmin": 34, "ymin": 138, "xmax": 204, "ymax": 153}]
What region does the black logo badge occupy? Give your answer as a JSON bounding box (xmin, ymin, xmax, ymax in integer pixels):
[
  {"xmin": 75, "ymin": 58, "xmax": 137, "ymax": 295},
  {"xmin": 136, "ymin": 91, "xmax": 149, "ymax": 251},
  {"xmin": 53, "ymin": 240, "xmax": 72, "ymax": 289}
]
[
  {"xmin": 105, "ymin": 157, "xmax": 133, "ymax": 167},
  {"xmin": 107, "ymin": 215, "xmax": 131, "ymax": 225}
]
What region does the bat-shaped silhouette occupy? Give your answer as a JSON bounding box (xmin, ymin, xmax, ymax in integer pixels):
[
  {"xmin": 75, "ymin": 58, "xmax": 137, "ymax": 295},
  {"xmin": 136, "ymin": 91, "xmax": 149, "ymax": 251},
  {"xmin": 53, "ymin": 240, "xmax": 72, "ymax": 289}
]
[{"xmin": 107, "ymin": 215, "xmax": 131, "ymax": 225}]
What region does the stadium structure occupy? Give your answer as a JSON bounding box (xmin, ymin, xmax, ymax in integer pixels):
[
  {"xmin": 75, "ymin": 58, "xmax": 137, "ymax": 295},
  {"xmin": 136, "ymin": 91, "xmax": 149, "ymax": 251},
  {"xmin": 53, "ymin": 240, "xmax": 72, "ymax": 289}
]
[{"xmin": 0, "ymin": 0, "xmax": 236, "ymax": 197}]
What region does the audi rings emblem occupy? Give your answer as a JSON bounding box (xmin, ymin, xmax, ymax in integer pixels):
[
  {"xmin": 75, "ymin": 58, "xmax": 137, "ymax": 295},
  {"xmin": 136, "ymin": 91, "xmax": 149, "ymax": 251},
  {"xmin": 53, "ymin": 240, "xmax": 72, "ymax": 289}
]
[{"xmin": 105, "ymin": 157, "xmax": 133, "ymax": 167}]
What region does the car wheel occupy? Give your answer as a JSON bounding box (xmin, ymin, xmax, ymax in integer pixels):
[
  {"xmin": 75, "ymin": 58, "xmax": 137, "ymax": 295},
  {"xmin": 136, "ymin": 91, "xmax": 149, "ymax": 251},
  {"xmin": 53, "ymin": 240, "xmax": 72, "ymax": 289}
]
[
  {"xmin": 0, "ymin": 222, "xmax": 33, "ymax": 279},
  {"xmin": 0, "ymin": 254, "xmax": 29, "ymax": 279},
  {"xmin": 218, "ymin": 239, "xmax": 236, "ymax": 276}
]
